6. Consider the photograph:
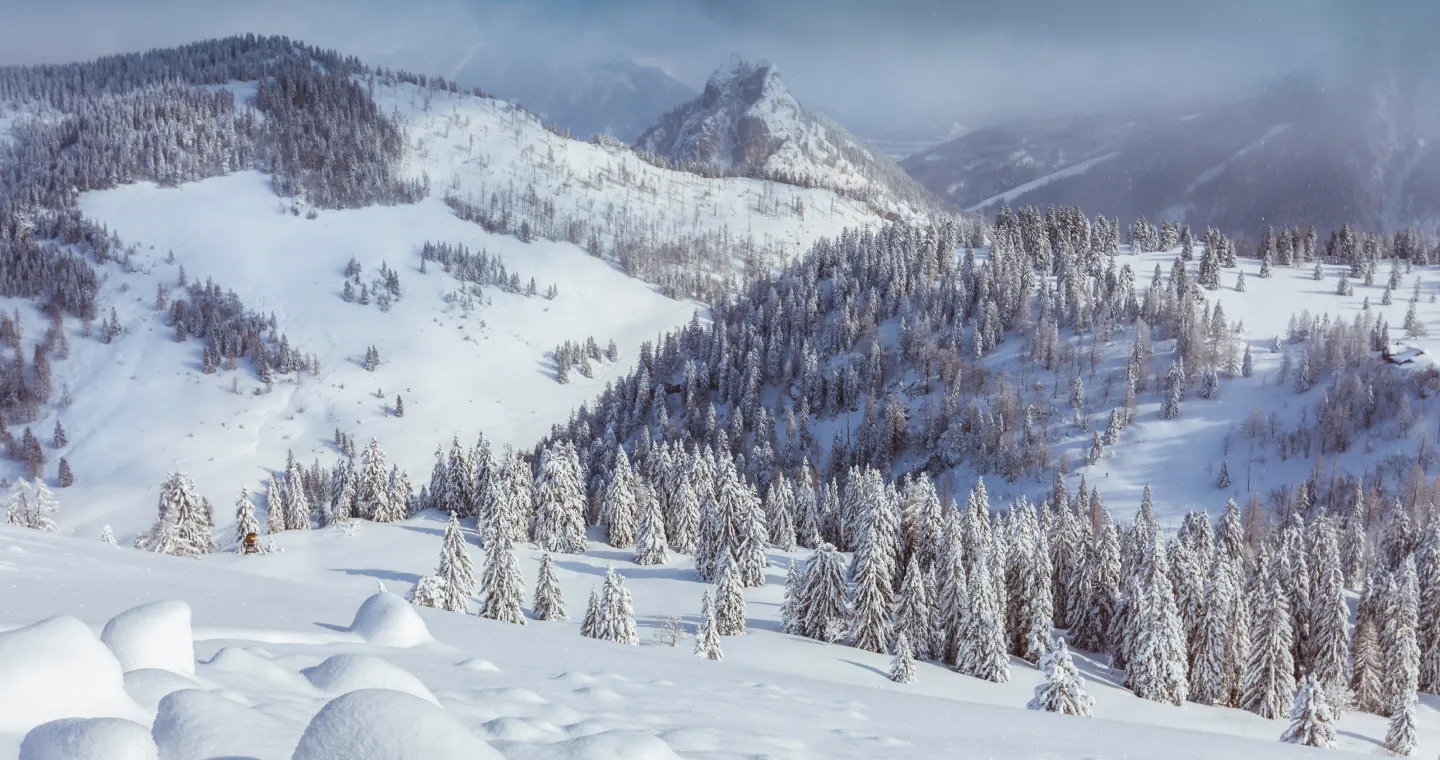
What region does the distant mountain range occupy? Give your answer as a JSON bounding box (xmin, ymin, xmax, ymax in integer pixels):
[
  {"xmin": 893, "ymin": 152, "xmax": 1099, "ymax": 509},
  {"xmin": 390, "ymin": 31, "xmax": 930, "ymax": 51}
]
[{"xmin": 903, "ymin": 48, "xmax": 1440, "ymax": 235}]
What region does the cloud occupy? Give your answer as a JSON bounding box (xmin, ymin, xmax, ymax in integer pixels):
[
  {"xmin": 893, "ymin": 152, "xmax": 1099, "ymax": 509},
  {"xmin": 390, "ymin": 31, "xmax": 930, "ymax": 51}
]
[{"xmin": 2, "ymin": 0, "xmax": 1435, "ymax": 137}]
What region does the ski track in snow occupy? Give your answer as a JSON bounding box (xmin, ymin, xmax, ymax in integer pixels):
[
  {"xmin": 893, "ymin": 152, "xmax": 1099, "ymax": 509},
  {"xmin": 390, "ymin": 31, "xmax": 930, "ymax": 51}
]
[{"xmin": 967, "ymin": 151, "xmax": 1120, "ymax": 212}]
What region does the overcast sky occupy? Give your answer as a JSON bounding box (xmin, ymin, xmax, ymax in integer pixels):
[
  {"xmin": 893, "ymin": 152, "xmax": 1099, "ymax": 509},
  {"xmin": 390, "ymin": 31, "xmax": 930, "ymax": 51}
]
[{"xmin": 2, "ymin": 0, "xmax": 1433, "ymax": 136}]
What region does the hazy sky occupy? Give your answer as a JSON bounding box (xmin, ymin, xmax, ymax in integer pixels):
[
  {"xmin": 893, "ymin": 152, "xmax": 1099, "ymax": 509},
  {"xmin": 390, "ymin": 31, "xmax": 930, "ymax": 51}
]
[{"xmin": 1, "ymin": 0, "xmax": 1433, "ymax": 137}]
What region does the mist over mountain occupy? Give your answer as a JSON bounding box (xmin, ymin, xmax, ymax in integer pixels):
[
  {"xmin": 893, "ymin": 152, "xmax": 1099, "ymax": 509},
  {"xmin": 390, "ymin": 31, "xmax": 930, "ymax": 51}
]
[
  {"xmin": 461, "ymin": 56, "xmax": 695, "ymax": 141},
  {"xmin": 903, "ymin": 40, "xmax": 1440, "ymax": 235}
]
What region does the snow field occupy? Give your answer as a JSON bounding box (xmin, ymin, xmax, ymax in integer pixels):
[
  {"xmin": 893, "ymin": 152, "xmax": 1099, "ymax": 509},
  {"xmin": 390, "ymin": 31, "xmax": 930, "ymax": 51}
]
[{"xmin": 0, "ymin": 524, "xmax": 1416, "ymax": 759}]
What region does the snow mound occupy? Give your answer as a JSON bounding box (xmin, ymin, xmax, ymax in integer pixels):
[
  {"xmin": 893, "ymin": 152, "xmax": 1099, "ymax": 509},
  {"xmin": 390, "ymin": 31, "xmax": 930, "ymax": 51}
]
[
  {"xmin": 508, "ymin": 730, "xmax": 683, "ymax": 760},
  {"xmin": 347, "ymin": 591, "xmax": 432, "ymax": 647},
  {"xmin": 151, "ymin": 689, "xmax": 295, "ymax": 760},
  {"xmin": 19, "ymin": 718, "xmax": 157, "ymax": 760},
  {"xmin": 201, "ymin": 647, "xmax": 318, "ymax": 693},
  {"xmin": 122, "ymin": 669, "xmax": 201, "ymax": 711},
  {"xmin": 0, "ymin": 616, "xmax": 148, "ymax": 733},
  {"xmin": 100, "ymin": 601, "xmax": 195, "ymax": 675},
  {"xmin": 302, "ymin": 654, "xmax": 439, "ymax": 705},
  {"xmin": 456, "ymin": 658, "xmax": 503, "ymax": 673},
  {"xmin": 478, "ymin": 716, "xmax": 565, "ymax": 742},
  {"xmin": 292, "ymin": 689, "xmax": 505, "ymax": 760}
]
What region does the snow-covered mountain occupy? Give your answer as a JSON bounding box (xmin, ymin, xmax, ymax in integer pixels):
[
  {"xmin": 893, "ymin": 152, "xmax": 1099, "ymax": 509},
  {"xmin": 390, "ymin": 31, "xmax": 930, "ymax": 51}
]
[
  {"xmin": 5, "ymin": 34, "xmax": 1440, "ymax": 760},
  {"xmin": 634, "ymin": 56, "xmax": 944, "ymax": 217},
  {"xmin": 904, "ymin": 48, "xmax": 1440, "ymax": 234},
  {"xmin": 461, "ymin": 57, "xmax": 695, "ymax": 142}
]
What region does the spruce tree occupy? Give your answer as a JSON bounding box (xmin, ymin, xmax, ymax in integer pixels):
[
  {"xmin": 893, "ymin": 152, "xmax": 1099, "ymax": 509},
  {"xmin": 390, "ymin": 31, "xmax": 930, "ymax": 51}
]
[
  {"xmin": 1307, "ymin": 520, "xmax": 1350, "ymax": 705},
  {"xmin": 798, "ymin": 543, "xmax": 850, "ymax": 643},
  {"xmin": 850, "ymin": 477, "xmax": 897, "ymax": 653},
  {"xmin": 714, "ymin": 550, "xmax": 748, "ymax": 636},
  {"xmin": 437, "ymin": 512, "xmax": 477, "ymax": 613},
  {"xmin": 1243, "ymin": 572, "xmax": 1296, "ymax": 719},
  {"xmin": 1190, "ymin": 554, "xmax": 1239, "ymax": 705},
  {"xmin": 957, "ymin": 559, "xmax": 1010, "ymax": 683},
  {"xmin": 1123, "ymin": 533, "xmax": 1188, "ymax": 705},
  {"xmin": 533, "ymin": 441, "xmax": 587, "ymax": 553},
  {"xmin": 531, "ymin": 552, "xmax": 566, "ymax": 621},
  {"xmin": 1351, "ymin": 617, "xmax": 1385, "ymax": 714},
  {"xmin": 233, "ymin": 487, "xmax": 260, "ymax": 547},
  {"xmin": 780, "ymin": 558, "xmax": 805, "ymax": 635},
  {"xmin": 1417, "ymin": 517, "xmax": 1440, "ymax": 692},
  {"xmin": 694, "ymin": 590, "xmax": 724, "ymax": 661},
  {"xmin": 891, "ymin": 555, "xmax": 931, "ymax": 659},
  {"xmin": 890, "ymin": 632, "xmax": 917, "ymax": 684},
  {"xmin": 1027, "ymin": 638, "xmax": 1094, "ymax": 716},
  {"xmin": 634, "ymin": 484, "xmax": 669, "ymax": 565},
  {"xmin": 265, "ymin": 472, "xmax": 288, "ymax": 534},
  {"xmin": 1384, "ymin": 557, "xmax": 1421, "ymax": 727},
  {"xmin": 580, "ymin": 586, "xmax": 600, "ymax": 638},
  {"xmin": 136, "ymin": 473, "xmax": 212, "ymax": 557},
  {"xmin": 476, "ymin": 529, "xmax": 526, "ymax": 625},
  {"xmin": 1280, "ymin": 673, "xmax": 1336, "ymax": 749},
  {"xmin": 100, "ymin": 524, "xmax": 116, "ymax": 546},
  {"xmin": 597, "ymin": 565, "xmax": 637, "ymax": 645},
  {"xmin": 669, "ymin": 460, "xmax": 701, "ymax": 555},
  {"xmin": 601, "ymin": 448, "xmax": 638, "ymax": 547}
]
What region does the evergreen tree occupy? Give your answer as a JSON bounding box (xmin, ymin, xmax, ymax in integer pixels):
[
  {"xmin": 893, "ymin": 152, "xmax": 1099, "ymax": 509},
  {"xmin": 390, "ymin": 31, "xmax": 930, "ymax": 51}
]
[
  {"xmin": 356, "ymin": 438, "xmax": 389, "ymax": 520},
  {"xmin": 100, "ymin": 524, "xmax": 116, "ymax": 546},
  {"xmin": 715, "ymin": 550, "xmax": 748, "ymax": 636},
  {"xmin": 265, "ymin": 472, "xmax": 288, "ymax": 534},
  {"xmin": 233, "ymin": 487, "xmax": 260, "ymax": 547},
  {"xmin": 1386, "ymin": 692, "xmax": 1418, "ymax": 757},
  {"xmin": 531, "ymin": 552, "xmax": 566, "ymax": 621},
  {"xmin": 1243, "ymin": 572, "xmax": 1296, "ymax": 719},
  {"xmin": 890, "ymin": 632, "xmax": 917, "ymax": 684},
  {"xmin": 780, "ymin": 558, "xmax": 804, "ymax": 635},
  {"xmin": 1027, "ymin": 639, "xmax": 1094, "ymax": 716},
  {"xmin": 56, "ymin": 457, "xmax": 74, "ymax": 488},
  {"xmin": 1307, "ymin": 521, "xmax": 1350, "ymax": 705},
  {"xmin": 1351, "ymin": 617, "xmax": 1385, "ymax": 714},
  {"xmin": 634, "ymin": 483, "xmax": 669, "ymax": 565},
  {"xmin": 891, "ymin": 555, "xmax": 932, "ymax": 659},
  {"xmin": 1384, "ymin": 557, "xmax": 1421, "ymax": 728},
  {"xmin": 51, "ymin": 420, "xmax": 66, "ymax": 448},
  {"xmin": 850, "ymin": 474, "xmax": 898, "ymax": 653},
  {"xmin": 533, "ymin": 441, "xmax": 587, "ymax": 553},
  {"xmin": 1190, "ymin": 554, "xmax": 1240, "ymax": 705},
  {"xmin": 957, "ymin": 559, "xmax": 1010, "ymax": 683},
  {"xmin": 580, "ymin": 586, "xmax": 600, "ymax": 638},
  {"xmin": 476, "ymin": 528, "xmax": 526, "ymax": 624},
  {"xmin": 601, "ymin": 448, "xmax": 638, "ymax": 547},
  {"xmin": 797, "ymin": 543, "xmax": 850, "ymax": 643},
  {"xmin": 597, "ymin": 565, "xmax": 638, "ymax": 645},
  {"xmin": 437, "ymin": 512, "xmax": 477, "ymax": 613},
  {"xmin": 1280, "ymin": 674, "xmax": 1336, "ymax": 749},
  {"xmin": 694, "ymin": 590, "xmax": 724, "ymax": 661},
  {"xmin": 136, "ymin": 472, "xmax": 213, "ymax": 557},
  {"xmin": 1123, "ymin": 533, "xmax": 1188, "ymax": 705}
]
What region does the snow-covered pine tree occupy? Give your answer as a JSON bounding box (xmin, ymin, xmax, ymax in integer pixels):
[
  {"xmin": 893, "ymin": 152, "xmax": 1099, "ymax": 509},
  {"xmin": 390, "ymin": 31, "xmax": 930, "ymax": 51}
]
[
  {"xmin": 1190, "ymin": 553, "xmax": 1240, "ymax": 705},
  {"xmin": 265, "ymin": 472, "xmax": 288, "ymax": 534},
  {"xmin": 634, "ymin": 483, "xmax": 669, "ymax": 565},
  {"xmin": 356, "ymin": 438, "xmax": 389, "ymax": 520},
  {"xmin": 890, "ymin": 631, "xmax": 917, "ymax": 684},
  {"xmin": 957, "ymin": 558, "xmax": 1009, "ymax": 683},
  {"xmin": 765, "ymin": 478, "xmax": 798, "ymax": 552},
  {"xmin": 1280, "ymin": 673, "xmax": 1336, "ymax": 749},
  {"xmin": 597, "ymin": 565, "xmax": 638, "ymax": 645},
  {"xmin": 476, "ymin": 528, "xmax": 526, "ymax": 625},
  {"xmin": 601, "ymin": 448, "xmax": 638, "ymax": 547},
  {"xmin": 694, "ymin": 590, "xmax": 724, "ymax": 661},
  {"xmin": 891, "ymin": 555, "xmax": 931, "ymax": 659},
  {"xmin": 532, "ymin": 552, "xmax": 566, "ymax": 621},
  {"xmin": 1351, "ymin": 617, "xmax": 1385, "ymax": 714},
  {"xmin": 1071, "ymin": 508, "xmax": 1120, "ymax": 653},
  {"xmin": 1306, "ymin": 519, "xmax": 1350, "ymax": 706},
  {"xmin": 668, "ymin": 455, "xmax": 701, "ymax": 555},
  {"xmin": 25, "ymin": 479, "xmax": 58, "ymax": 532},
  {"xmin": 372, "ymin": 465, "xmax": 408, "ymax": 523},
  {"xmin": 780, "ymin": 558, "xmax": 805, "ymax": 635},
  {"xmin": 500, "ymin": 450, "xmax": 533, "ymax": 543},
  {"xmin": 714, "ymin": 550, "xmax": 748, "ymax": 636},
  {"xmin": 850, "ymin": 472, "xmax": 898, "ymax": 653},
  {"xmin": 1383, "ymin": 556, "xmax": 1421, "ymax": 728},
  {"xmin": 136, "ymin": 472, "xmax": 213, "ymax": 557},
  {"xmin": 1242, "ymin": 571, "xmax": 1296, "ymax": 719},
  {"xmin": 437, "ymin": 512, "xmax": 477, "ymax": 613},
  {"xmin": 1027, "ymin": 638, "xmax": 1094, "ymax": 716},
  {"xmin": 1417, "ymin": 516, "xmax": 1440, "ymax": 693},
  {"xmin": 100, "ymin": 524, "xmax": 116, "ymax": 545},
  {"xmin": 1386, "ymin": 690, "xmax": 1418, "ymax": 757},
  {"xmin": 798, "ymin": 543, "xmax": 850, "ymax": 643},
  {"xmin": 533, "ymin": 441, "xmax": 587, "ymax": 553},
  {"xmin": 410, "ymin": 575, "xmax": 447, "ymax": 609},
  {"xmin": 1123, "ymin": 532, "xmax": 1188, "ymax": 705},
  {"xmin": 233, "ymin": 487, "xmax": 260, "ymax": 547},
  {"xmin": 580, "ymin": 586, "xmax": 600, "ymax": 638}
]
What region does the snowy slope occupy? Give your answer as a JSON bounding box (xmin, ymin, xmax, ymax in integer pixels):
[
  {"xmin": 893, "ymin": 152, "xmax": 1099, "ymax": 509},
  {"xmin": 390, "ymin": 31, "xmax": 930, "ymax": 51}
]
[
  {"xmin": 0, "ymin": 524, "xmax": 1391, "ymax": 760},
  {"xmin": 634, "ymin": 57, "xmax": 942, "ymax": 217},
  {"xmin": 11, "ymin": 73, "xmax": 894, "ymax": 540}
]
